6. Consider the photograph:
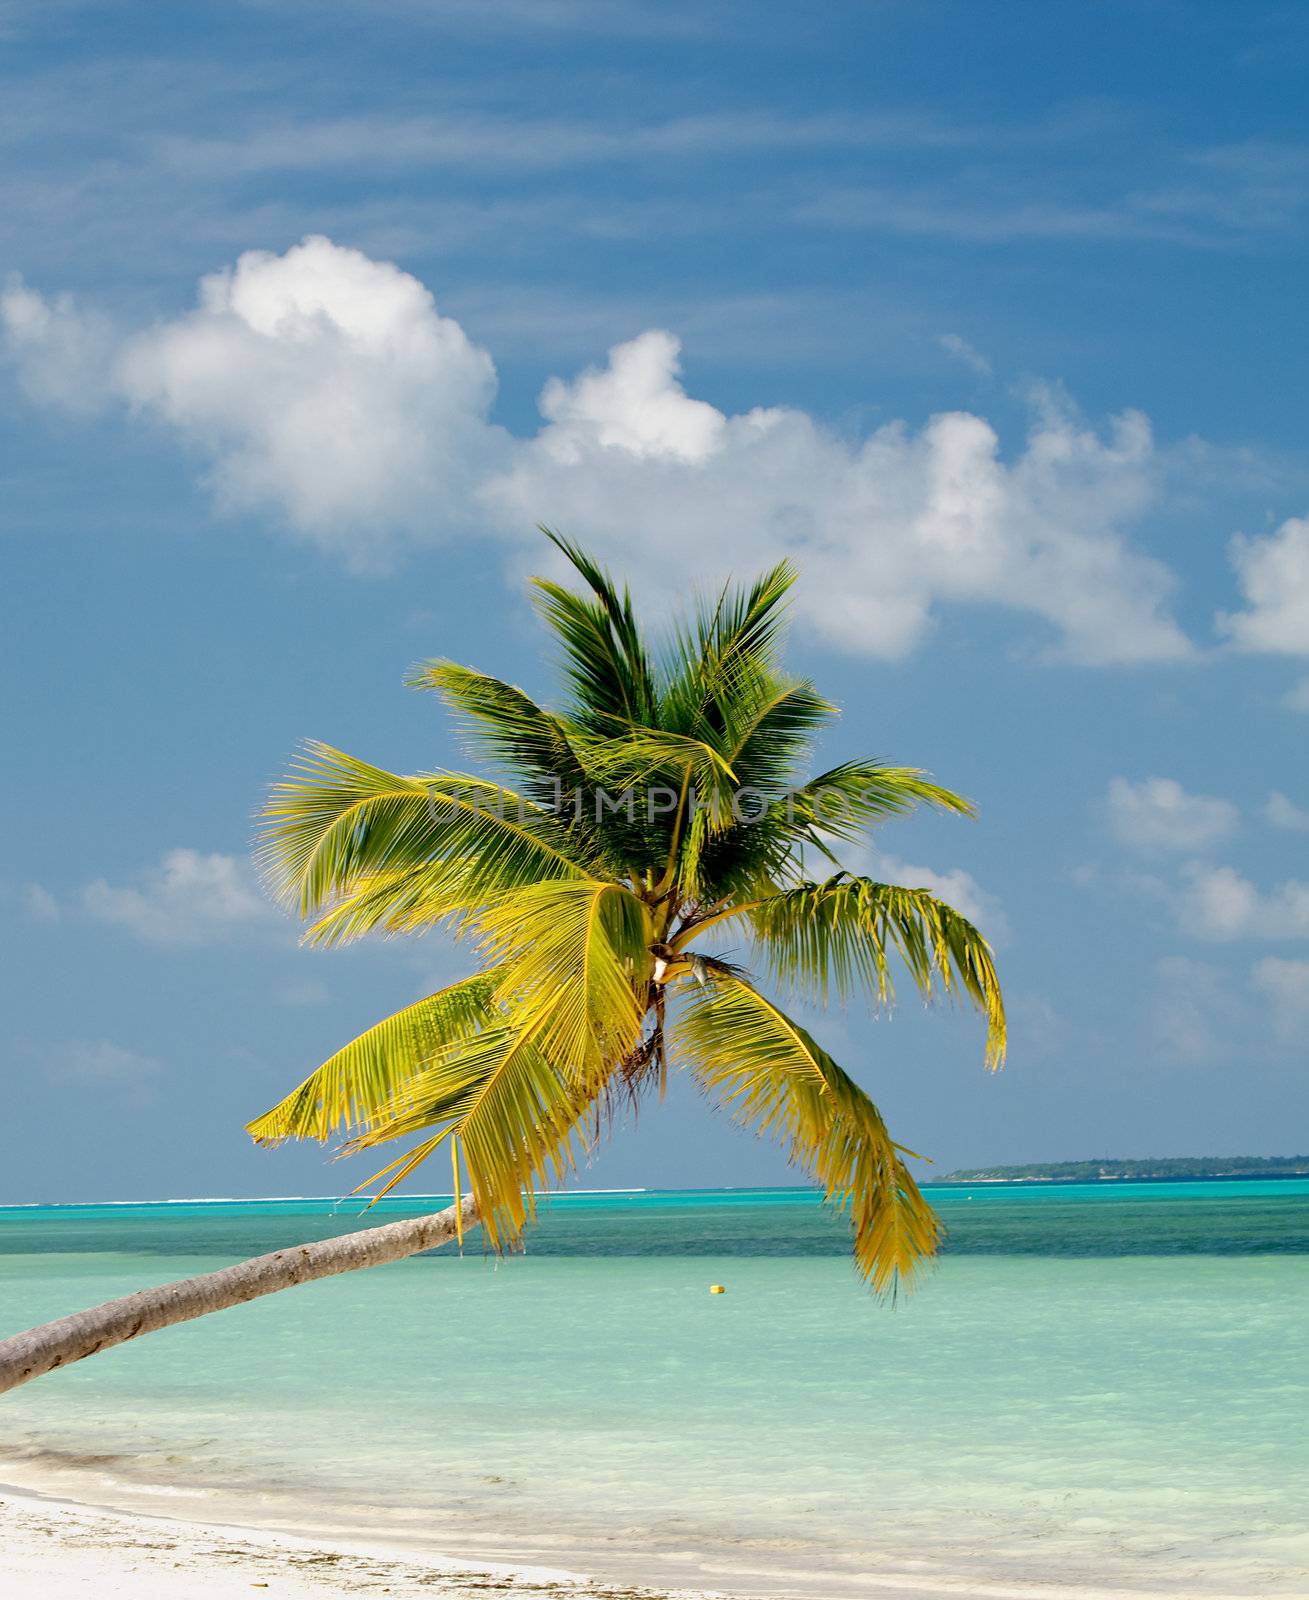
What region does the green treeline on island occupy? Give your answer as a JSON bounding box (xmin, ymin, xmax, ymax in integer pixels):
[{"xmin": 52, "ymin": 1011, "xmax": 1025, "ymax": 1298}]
[{"xmin": 942, "ymin": 1155, "xmax": 1309, "ymax": 1182}]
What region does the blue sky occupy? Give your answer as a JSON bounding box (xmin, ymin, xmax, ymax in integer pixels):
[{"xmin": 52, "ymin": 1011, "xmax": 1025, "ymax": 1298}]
[{"xmin": 1, "ymin": 0, "xmax": 1306, "ymax": 1203}]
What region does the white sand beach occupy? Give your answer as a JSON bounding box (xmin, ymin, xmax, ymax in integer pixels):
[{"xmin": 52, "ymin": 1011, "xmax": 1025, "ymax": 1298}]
[
  {"xmin": 0, "ymin": 1488, "xmax": 717, "ymax": 1600},
  {"xmin": 5, "ymin": 1465, "xmax": 1286, "ymax": 1600},
  {"xmin": 6, "ymin": 1478, "xmax": 1287, "ymax": 1600}
]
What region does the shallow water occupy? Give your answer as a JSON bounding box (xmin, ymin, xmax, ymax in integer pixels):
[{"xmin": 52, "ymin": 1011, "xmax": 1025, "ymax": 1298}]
[{"xmin": 2, "ymin": 1183, "xmax": 1307, "ymax": 1596}]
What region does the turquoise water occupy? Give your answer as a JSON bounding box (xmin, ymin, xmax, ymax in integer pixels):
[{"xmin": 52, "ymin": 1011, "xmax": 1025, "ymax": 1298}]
[{"xmin": 1, "ymin": 1183, "xmax": 1307, "ymax": 1596}]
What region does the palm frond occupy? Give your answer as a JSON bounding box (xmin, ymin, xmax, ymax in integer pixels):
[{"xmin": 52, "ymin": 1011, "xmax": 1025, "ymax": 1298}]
[
  {"xmin": 347, "ymin": 1015, "xmax": 590, "ymax": 1250},
  {"xmin": 659, "ymin": 560, "xmax": 798, "ymax": 740},
  {"xmin": 345, "ymin": 877, "xmax": 650, "ymax": 1246},
  {"xmin": 258, "ymin": 743, "xmax": 601, "ymax": 933},
  {"xmin": 246, "ymin": 970, "xmax": 505, "ymax": 1145},
  {"xmin": 348, "ymin": 985, "xmax": 620, "ymax": 1248},
  {"xmin": 587, "ymin": 728, "xmax": 740, "ymax": 826},
  {"xmin": 473, "ymin": 877, "xmax": 649, "ymax": 1087},
  {"xmin": 775, "ymin": 761, "xmax": 976, "ymax": 847},
  {"xmin": 749, "ymin": 875, "xmax": 1006, "ymax": 1067},
  {"xmin": 668, "ymin": 676, "xmax": 839, "ymax": 899},
  {"xmin": 722, "ymin": 676, "xmax": 837, "ymax": 794},
  {"xmin": 532, "ymin": 530, "xmax": 658, "ymax": 732},
  {"xmin": 406, "ymin": 660, "xmax": 587, "ymax": 799},
  {"xmin": 674, "ymin": 973, "xmax": 940, "ymax": 1293}
]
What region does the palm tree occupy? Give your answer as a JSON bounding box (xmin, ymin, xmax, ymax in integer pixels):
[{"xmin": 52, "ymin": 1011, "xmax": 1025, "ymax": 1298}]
[{"xmin": 0, "ymin": 536, "xmax": 1003, "ymax": 1395}]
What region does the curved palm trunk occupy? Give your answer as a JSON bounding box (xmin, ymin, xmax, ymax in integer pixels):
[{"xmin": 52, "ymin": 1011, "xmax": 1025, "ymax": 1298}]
[{"xmin": 0, "ymin": 1196, "xmax": 478, "ymax": 1397}]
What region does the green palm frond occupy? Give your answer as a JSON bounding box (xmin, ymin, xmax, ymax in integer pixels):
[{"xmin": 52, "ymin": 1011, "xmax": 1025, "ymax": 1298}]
[
  {"xmin": 775, "ymin": 761, "xmax": 976, "ymax": 847},
  {"xmin": 748, "ymin": 875, "xmax": 1006, "ymax": 1067},
  {"xmin": 532, "ymin": 530, "xmax": 658, "ymax": 732},
  {"xmin": 665, "ymin": 678, "xmax": 840, "ymax": 900},
  {"xmin": 721, "ymin": 677, "xmax": 836, "ymax": 793},
  {"xmin": 250, "ymin": 533, "xmax": 1007, "ymax": 1292},
  {"xmin": 659, "ymin": 560, "xmax": 798, "ymax": 739},
  {"xmin": 246, "ymin": 970, "xmax": 505, "ymax": 1145},
  {"xmin": 675, "ymin": 973, "xmax": 940, "ymax": 1293},
  {"xmin": 588, "ymin": 729, "xmax": 740, "ymax": 827},
  {"xmin": 258, "ymin": 742, "xmax": 601, "ymax": 934},
  {"xmin": 406, "ymin": 660, "xmax": 588, "ymax": 798}
]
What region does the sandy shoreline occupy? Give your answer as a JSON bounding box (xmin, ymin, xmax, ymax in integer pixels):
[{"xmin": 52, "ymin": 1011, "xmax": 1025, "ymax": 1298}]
[
  {"xmin": 4, "ymin": 1478, "xmax": 1289, "ymax": 1600},
  {"xmin": 0, "ymin": 1484, "xmax": 718, "ymax": 1600}
]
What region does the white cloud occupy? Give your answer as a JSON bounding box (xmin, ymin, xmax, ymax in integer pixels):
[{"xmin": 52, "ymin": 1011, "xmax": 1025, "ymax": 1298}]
[
  {"xmin": 1252, "ymin": 956, "xmax": 1309, "ymax": 1039},
  {"xmin": 1266, "ymin": 791, "xmax": 1309, "ymax": 832},
  {"xmin": 1176, "ymin": 862, "xmax": 1309, "ymax": 941},
  {"xmin": 937, "ymin": 332, "xmax": 992, "ymax": 377},
  {"xmin": 1284, "ymin": 677, "xmax": 1309, "ymax": 712},
  {"xmin": 0, "ymin": 275, "xmax": 114, "ymax": 411},
  {"xmin": 83, "ymin": 848, "xmax": 276, "ymax": 946},
  {"xmin": 1105, "ymin": 776, "xmax": 1238, "ymax": 853},
  {"xmin": 1152, "ymin": 956, "xmax": 1236, "ymax": 1065},
  {"xmin": 117, "ymin": 236, "xmax": 508, "ymax": 566},
  {"xmin": 3, "ymin": 236, "xmax": 1199, "ymax": 661},
  {"xmin": 1218, "ymin": 513, "xmax": 1309, "ymax": 654},
  {"xmin": 57, "ymin": 1039, "xmax": 162, "ymax": 1093},
  {"xmin": 535, "ymin": 329, "xmax": 726, "ymax": 464},
  {"xmin": 490, "ymin": 342, "xmax": 1190, "ymax": 664},
  {"xmin": 23, "ymin": 883, "xmax": 60, "ymax": 923}
]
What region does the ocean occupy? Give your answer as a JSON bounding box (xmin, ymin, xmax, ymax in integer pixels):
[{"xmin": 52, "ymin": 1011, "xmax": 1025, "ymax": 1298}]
[{"xmin": 1, "ymin": 1181, "xmax": 1307, "ymax": 1597}]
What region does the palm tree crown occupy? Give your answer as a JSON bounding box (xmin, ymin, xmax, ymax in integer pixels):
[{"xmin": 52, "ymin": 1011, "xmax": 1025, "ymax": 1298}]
[{"xmin": 250, "ymin": 533, "xmax": 1005, "ymax": 1293}]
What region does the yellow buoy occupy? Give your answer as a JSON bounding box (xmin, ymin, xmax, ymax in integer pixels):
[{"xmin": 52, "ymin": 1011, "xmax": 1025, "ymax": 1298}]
[{"xmin": 709, "ymin": 1283, "xmax": 726, "ymax": 1294}]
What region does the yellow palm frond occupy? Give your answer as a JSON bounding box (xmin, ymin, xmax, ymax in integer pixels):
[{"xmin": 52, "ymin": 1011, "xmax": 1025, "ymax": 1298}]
[
  {"xmin": 473, "ymin": 878, "xmax": 650, "ymax": 1089},
  {"xmin": 345, "ymin": 879, "xmax": 651, "ymax": 1248},
  {"xmin": 674, "ymin": 972, "xmax": 941, "ymax": 1294},
  {"xmin": 246, "ymin": 970, "xmax": 505, "ymax": 1146},
  {"xmin": 248, "ymin": 537, "xmax": 1007, "ymax": 1293},
  {"xmin": 586, "ymin": 728, "xmax": 741, "ymax": 826},
  {"xmin": 748, "ymin": 875, "xmax": 1006, "ymax": 1068},
  {"xmin": 347, "ymin": 1012, "xmax": 588, "ymax": 1251},
  {"xmin": 258, "ymin": 742, "xmax": 602, "ymax": 934}
]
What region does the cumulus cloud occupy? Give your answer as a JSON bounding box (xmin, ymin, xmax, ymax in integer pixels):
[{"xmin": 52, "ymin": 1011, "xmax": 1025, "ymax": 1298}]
[
  {"xmin": 1218, "ymin": 513, "xmax": 1309, "ymax": 654},
  {"xmin": 491, "ymin": 341, "xmax": 1190, "ymax": 664},
  {"xmin": 1105, "ymin": 776, "xmax": 1238, "ymax": 853},
  {"xmin": 118, "ymin": 237, "xmax": 508, "ymax": 565},
  {"xmin": 2, "ymin": 235, "xmax": 1199, "ymax": 660},
  {"xmin": 535, "ymin": 329, "xmax": 726, "ymax": 463},
  {"xmin": 0, "ymin": 275, "xmax": 115, "ymax": 411},
  {"xmin": 83, "ymin": 848, "xmax": 277, "ymax": 946},
  {"xmin": 1265, "ymin": 791, "xmax": 1309, "ymax": 832},
  {"xmin": 1176, "ymin": 862, "xmax": 1309, "ymax": 941},
  {"xmin": 1252, "ymin": 956, "xmax": 1309, "ymax": 1039}
]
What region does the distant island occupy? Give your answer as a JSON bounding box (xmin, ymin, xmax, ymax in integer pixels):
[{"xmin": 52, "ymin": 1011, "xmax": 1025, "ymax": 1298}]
[{"xmin": 942, "ymin": 1155, "xmax": 1309, "ymax": 1182}]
